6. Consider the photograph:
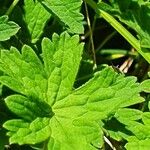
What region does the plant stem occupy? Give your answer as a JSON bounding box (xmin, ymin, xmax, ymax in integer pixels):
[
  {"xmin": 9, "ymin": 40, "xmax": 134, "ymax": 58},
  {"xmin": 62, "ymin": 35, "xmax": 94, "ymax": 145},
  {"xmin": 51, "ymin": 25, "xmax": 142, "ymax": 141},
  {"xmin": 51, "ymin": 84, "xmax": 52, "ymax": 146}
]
[
  {"xmin": 85, "ymin": 0, "xmax": 150, "ymax": 63},
  {"xmin": 84, "ymin": 1, "xmax": 97, "ymax": 69},
  {"xmin": 5, "ymin": 0, "xmax": 20, "ymax": 15},
  {"xmin": 96, "ymin": 31, "xmax": 117, "ymax": 52}
]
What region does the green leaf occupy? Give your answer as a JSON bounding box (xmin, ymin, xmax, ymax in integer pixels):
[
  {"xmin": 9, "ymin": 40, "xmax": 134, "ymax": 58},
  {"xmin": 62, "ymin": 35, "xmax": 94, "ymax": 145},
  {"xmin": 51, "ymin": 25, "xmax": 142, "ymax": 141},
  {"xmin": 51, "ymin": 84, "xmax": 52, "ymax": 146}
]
[
  {"xmin": 142, "ymin": 112, "xmax": 150, "ymax": 125},
  {"xmin": 40, "ymin": 0, "xmax": 84, "ymax": 34},
  {"xmin": 125, "ymin": 139, "xmax": 150, "ymax": 150},
  {"xmin": 0, "ymin": 15, "xmax": 20, "ymax": 41},
  {"xmin": 0, "ymin": 46, "xmax": 46, "ymax": 99},
  {"xmin": 0, "ymin": 32, "xmax": 144, "ymax": 149},
  {"xmin": 115, "ymin": 108, "xmax": 143, "ymax": 121},
  {"xmin": 104, "ymin": 108, "xmax": 143, "ymax": 143},
  {"xmin": 114, "ymin": 108, "xmax": 150, "ymax": 149},
  {"xmin": 3, "ymin": 118, "xmax": 51, "ymax": 145},
  {"xmin": 5, "ymin": 94, "xmax": 53, "ymax": 121},
  {"xmin": 103, "ymin": 118, "xmax": 133, "ymax": 142},
  {"xmin": 24, "ymin": 0, "xmax": 51, "ymax": 43},
  {"xmin": 42, "ymin": 33, "xmax": 83, "ymax": 105},
  {"xmin": 115, "ymin": 109, "xmax": 147, "ymax": 139},
  {"xmin": 140, "ymin": 79, "xmax": 150, "ymax": 93}
]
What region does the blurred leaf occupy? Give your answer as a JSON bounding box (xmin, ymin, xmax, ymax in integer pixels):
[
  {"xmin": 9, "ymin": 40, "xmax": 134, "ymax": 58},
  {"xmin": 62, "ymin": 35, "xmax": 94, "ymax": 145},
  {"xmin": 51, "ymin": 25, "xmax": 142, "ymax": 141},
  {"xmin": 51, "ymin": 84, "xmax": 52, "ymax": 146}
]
[
  {"xmin": 140, "ymin": 79, "xmax": 150, "ymax": 93},
  {"xmin": 125, "ymin": 139, "xmax": 150, "ymax": 150}
]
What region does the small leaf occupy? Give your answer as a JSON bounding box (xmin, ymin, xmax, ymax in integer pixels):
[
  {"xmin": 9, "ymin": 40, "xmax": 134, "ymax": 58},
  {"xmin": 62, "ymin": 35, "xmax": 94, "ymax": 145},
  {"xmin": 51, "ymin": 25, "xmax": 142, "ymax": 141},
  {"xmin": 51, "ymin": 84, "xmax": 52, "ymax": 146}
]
[
  {"xmin": 0, "ymin": 76, "xmax": 25, "ymax": 94},
  {"xmin": 0, "ymin": 15, "xmax": 20, "ymax": 41},
  {"xmin": 100, "ymin": 1, "xmax": 150, "ymax": 49},
  {"xmin": 103, "ymin": 118, "xmax": 132, "ymax": 141},
  {"xmin": 140, "ymin": 79, "xmax": 150, "ymax": 93}
]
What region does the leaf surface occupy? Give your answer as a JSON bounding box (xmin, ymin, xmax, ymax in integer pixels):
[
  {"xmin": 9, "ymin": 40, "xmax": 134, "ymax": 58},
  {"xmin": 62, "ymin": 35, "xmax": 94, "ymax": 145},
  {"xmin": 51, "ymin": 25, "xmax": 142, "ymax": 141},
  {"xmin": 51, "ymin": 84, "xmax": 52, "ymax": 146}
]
[
  {"xmin": 42, "ymin": 33, "xmax": 83, "ymax": 104},
  {"xmin": 140, "ymin": 79, "xmax": 150, "ymax": 93},
  {"xmin": 24, "ymin": 0, "xmax": 51, "ymax": 43},
  {"xmin": 40, "ymin": 0, "xmax": 84, "ymax": 34},
  {"xmin": 125, "ymin": 139, "xmax": 150, "ymax": 150},
  {"xmin": 114, "ymin": 108, "xmax": 150, "ymax": 149},
  {"xmin": 0, "ymin": 15, "xmax": 20, "ymax": 41},
  {"xmin": 4, "ymin": 118, "xmax": 51, "ymax": 145}
]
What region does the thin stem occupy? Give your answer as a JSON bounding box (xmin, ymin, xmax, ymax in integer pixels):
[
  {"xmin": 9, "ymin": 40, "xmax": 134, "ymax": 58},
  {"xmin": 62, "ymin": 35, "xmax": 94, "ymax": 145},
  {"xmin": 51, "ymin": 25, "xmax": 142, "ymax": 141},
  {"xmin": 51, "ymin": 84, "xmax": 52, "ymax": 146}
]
[
  {"xmin": 81, "ymin": 26, "xmax": 106, "ymax": 41},
  {"xmin": 76, "ymin": 73, "xmax": 93, "ymax": 82},
  {"xmin": 14, "ymin": 35, "xmax": 24, "ymax": 46},
  {"xmin": 84, "ymin": 1, "xmax": 97, "ymax": 69},
  {"xmin": 91, "ymin": 15, "xmax": 97, "ymax": 33},
  {"xmin": 5, "ymin": 0, "xmax": 20, "ymax": 15},
  {"xmin": 96, "ymin": 31, "xmax": 117, "ymax": 52},
  {"xmin": 99, "ymin": 49, "xmax": 138, "ymax": 56}
]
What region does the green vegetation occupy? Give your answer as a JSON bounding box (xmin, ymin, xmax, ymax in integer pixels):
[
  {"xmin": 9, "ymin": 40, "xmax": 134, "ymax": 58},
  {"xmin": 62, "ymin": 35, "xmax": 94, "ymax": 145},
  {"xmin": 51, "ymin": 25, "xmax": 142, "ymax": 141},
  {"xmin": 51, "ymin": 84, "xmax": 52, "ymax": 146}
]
[{"xmin": 0, "ymin": 0, "xmax": 150, "ymax": 149}]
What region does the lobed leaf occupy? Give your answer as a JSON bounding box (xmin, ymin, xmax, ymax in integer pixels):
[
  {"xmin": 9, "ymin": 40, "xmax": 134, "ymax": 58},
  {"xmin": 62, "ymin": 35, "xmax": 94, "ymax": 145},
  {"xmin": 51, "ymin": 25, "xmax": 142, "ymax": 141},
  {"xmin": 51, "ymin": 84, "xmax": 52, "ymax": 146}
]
[
  {"xmin": 42, "ymin": 33, "xmax": 84, "ymax": 104},
  {"xmin": 49, "ymin": 67, "xmax": 144, "ymax": 149},
  {"xmin": 0, "ymin": 32, "xmax": 144, "ymax": 149},
  {"xmin": 114, "ymin": 108, "xmax": 150, "ymax": 149}
]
